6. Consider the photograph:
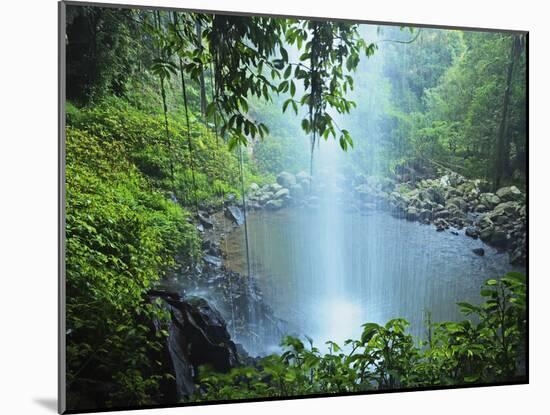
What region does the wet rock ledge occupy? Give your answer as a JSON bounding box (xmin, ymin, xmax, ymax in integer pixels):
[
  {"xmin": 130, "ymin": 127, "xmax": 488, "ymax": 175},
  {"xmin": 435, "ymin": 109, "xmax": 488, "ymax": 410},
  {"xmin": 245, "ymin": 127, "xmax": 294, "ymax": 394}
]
[{"xmin": 147, "ymin": 290, "xmax": 240, "ymax": 401}]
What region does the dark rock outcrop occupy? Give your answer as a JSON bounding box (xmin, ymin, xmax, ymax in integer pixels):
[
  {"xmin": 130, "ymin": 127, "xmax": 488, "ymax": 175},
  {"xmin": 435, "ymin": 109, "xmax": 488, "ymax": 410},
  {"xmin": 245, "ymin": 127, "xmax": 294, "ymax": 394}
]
[
  {"xmin": 148, "ymin": 290, "xmax": 240, "ymax": 401},
  {"xmin": 203, "ymin": 254, "xmax": 223, "ymax": 268},
  {"xmin": 225, "ymin": 205, "xmax": 244, "ymax": 225},
  {"xmin": 198, "ymin": 211, "xmax": 214, "ymax": 229}
]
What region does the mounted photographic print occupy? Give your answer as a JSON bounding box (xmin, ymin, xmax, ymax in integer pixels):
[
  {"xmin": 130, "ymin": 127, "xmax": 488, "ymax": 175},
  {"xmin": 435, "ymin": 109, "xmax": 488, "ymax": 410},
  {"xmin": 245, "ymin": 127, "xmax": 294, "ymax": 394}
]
[{"xmin": 59, "ymin": 1, "xmax": 528, "ymax": 413}]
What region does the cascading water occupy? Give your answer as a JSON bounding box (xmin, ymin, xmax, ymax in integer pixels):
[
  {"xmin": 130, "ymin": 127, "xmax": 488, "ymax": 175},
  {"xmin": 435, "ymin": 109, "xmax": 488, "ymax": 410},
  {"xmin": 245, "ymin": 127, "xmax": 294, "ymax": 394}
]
[
  {"xmin": 219, "ymin": 27, "xmax": 525, "ymax": 355},
  {"xmin": 225, "ymin": 123, "xmax": 524, "ymax": 355},
  {"xmin": 227, "ymin": 186, "xmax": 524, "ymax": 354}
]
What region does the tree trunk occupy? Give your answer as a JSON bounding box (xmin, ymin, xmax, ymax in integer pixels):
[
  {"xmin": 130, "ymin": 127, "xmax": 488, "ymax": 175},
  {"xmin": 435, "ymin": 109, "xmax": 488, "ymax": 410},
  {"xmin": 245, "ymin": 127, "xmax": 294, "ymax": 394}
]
[
  {"xmin": 196, "ymin": 20, "xmax": 207, "ymax": 117},
  {"xmin": 173, "ymin": 12, "xmax": 199, "ymax": 213},
  {"xmin": 155, "ymin": 11, "xmax": 175, "ymax": 192},
  {"xmin": 494, "ymin": 35, "xmax": 521, "ymax": 190}
]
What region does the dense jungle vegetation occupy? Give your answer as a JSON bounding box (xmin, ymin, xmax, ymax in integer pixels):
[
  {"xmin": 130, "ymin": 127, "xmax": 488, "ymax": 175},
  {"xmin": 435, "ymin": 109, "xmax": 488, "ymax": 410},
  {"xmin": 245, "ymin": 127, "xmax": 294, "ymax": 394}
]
[{"xmin": 64, "ymin": 4, "xmax": 527, "ymax": 410}]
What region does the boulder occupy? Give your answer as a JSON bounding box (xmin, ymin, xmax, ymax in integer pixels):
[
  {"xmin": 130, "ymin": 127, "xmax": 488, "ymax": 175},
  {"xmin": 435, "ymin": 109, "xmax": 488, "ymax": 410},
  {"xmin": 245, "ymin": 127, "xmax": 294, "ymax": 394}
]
[
  {"xmin": 246, "ymin": 194, "xmax": 259, "ymax": 204},
  {"xmin": 296, "ymin": 171, "xmax": 312, "ymax": 191},
  {"xmin": 421, "ymin": 199, "xmax": 435, "ymax": 210},
  {"xmin": 465, "ymin": 226, "xmax": 480, "ymax": 239},
  {"xmin": 449, "ymin": 217, "xmax": 466, "ymax": 230},
  {"xmin": 457, "ymin": 181, "xmax": 478, "ymax": 197},
  {"xmin": 490, "ymin": 229, "xmax": 508, "ymax": 247},
  {"xmin": 379, "ymin": 177, "xmax": 396, "ymax": 192},
  {"xmin": 249, "ymin": 182, "xmax": 260, "ymax": 192},
  {"xmin": 496, "ymin": 186, "xmax": 522, "ymax": 202},
  {"xmin": 472, "ymin": 248, "xmax": 485, "ymax": 256},
  {"xmin": 203, "ymin": 254, "xmax": 223, "ymax": 268},
  {"xmin": 434, "ymin": 218, "xmax": 449, "ymax": 231},
  {"xmin": 439, "ymin": 172, "xmax": 464, "ymax": 187},
  {"xmin": 269, "ymin": 183, "xmax": 283, "ymax": 193},
  {"xmin": 198, "ymin": 212, "xmax": 214, "ymax": 229},
  {"xmin": 447, "ymin": 196, "xmax": 469, "ymax": 212},
  {"xmin": 475, "ymin": 204, "xmax": 489, "ymax": 213},
  {"xmin": 356, "ymin": 184, "xmax": 381, "ymax": 203},
  {"xmin": 365, "ymin": 175, "xmax": 386, "ymax": 191},
  {"xmin": 449, "ymin": 172, "xmax": 465, "ymax": 186},
  {"xmin": 479, "ymin": 193, "xmax": 501, "ymax": 210},
  {"xmin": 418, "ymin": 209, "xmax": 433, "ymax": 222},
  {"xmin": 276, "ymin": 172, "xmax": 297, "ymax": 189},
  {"xmin": 479, "ymin": 226, "xmax": 494, "ymax": 242},
  {"xmin": 258, "ymin": 191, "xmax": 274, "ymax": 204},
  {"xmin": 224, "ymin": 205, "xmax": 244, "ymax": 225},
  {"xmin": 265, "ymin": 199, "xmax": 284, "ymax": 210},
  {"xmin": 390, "ymin": 191, "xmax": 405, "ymax": 204},
  {"xmin": 487, "ymin": 211, "xmax": 508, "ymax": 225},
  {"xmin": 421, "ymin": 186, "xmax": 444, "ymax": 205},
  {"xmin": 274, "ymin": 188, "xmax": 290, "ymax": 200},
  {"xmin": 202, "ymin": 240, "xmax": 222, "ymax": 256},
  {"xmin": 478, "ymin": 215, "xmax": 494, "ymax": 229},
  {"xmin": 445, "ymin": 188, "xmax": 461, "ymax": 199},
  {"xmin": 148, "ymin": 291, "xmax": 240, "ymax": 401},
  {"xmin": 493, "ymin": 201, "xmax": 520, "ymax": 217}
]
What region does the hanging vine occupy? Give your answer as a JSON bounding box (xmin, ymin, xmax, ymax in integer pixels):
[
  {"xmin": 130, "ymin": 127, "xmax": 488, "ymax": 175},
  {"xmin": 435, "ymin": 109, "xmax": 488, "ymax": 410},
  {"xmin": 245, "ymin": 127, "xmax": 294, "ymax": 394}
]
[
  {"xmin": 283, "ymin": 20, "xmax": 377, "ymax": 176},
  {"xmin": 150, "ymin": 10, "xmax": 177, "ymax": 194},
  {"xmin": 172, "ymin": 11, "xmax": 200, "ymax": 213}
]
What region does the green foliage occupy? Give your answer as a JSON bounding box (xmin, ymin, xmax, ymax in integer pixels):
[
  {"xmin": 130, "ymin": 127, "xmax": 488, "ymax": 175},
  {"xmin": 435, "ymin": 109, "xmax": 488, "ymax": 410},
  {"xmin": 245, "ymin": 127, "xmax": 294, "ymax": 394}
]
[
  {"xmin": 345, "ymin": 28, "xmax": 526, "ymax": 188},
  {"xmin": 67, "ymin": 97, "xmax": 243, "ymax": 206},
  {"xmin": 252, "ymin": 135, "xmax": 308, "ymax": 176},
  {"xmin": 139, "ymin": 9, "xmax": 374, "ymax": 151},
  {"xmin": 65, "ymin": 124, "xmax": 200, "ymax": 406},
  {"xmin": 66, "ymin": 6, "xmax": 148, "ymax": 103},
  {"xmin": 194, "ymin": 273, "xmax": 526, "ymax": 401},
  {"xmin": 282, "ymin": 21, "xmax": 375, "ymax": 151},
  {"xmin": 392, "ymin": 31, "xmax": 526, "ymax": 185}
]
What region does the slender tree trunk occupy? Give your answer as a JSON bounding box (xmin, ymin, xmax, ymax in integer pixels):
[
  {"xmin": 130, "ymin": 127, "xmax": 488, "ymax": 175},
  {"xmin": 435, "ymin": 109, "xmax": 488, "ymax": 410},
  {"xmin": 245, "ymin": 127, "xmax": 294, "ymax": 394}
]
[
  {"xmin": 196, "ymin": 20, "xmax": 207, "ymax": 117},
  {"xmin": 180, "ymin": 64, "xmax": 200, "ymax": 214},
  {"xmin": 494, "ymin": 35, "xmax": 521, "ymax": 190},
  {"xmin": 209, "ymin": 61, "xmax": 220, "ymax": 146},
  {"xmin": 155, "ymin": 11, "xmax": 176, "ymax": 193},
  {"xmin": 173, "ymin": 12, "xmax": 200, "ymax": 213}
]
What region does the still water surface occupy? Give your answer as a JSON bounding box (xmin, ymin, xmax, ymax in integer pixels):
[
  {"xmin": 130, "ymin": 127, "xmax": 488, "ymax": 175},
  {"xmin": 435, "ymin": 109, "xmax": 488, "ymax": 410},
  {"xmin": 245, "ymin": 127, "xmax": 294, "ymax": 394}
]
[{"xmin": 225, "ymin": 208, "xmax": 523, "ymax": 352}]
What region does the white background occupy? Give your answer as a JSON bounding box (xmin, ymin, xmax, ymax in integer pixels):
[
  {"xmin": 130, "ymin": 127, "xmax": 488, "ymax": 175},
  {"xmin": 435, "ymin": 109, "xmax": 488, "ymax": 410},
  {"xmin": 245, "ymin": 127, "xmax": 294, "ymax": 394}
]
[{"xmin": 0, "ymin": 0, "xmax": 547, "ymax": 413}]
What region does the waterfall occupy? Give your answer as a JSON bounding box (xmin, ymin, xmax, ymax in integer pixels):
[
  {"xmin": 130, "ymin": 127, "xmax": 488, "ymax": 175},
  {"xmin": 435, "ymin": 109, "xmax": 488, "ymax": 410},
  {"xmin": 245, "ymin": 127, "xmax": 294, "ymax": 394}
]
[{"xmin": 221, "ymin": 27, "xmax": 525, "ymax": 355}]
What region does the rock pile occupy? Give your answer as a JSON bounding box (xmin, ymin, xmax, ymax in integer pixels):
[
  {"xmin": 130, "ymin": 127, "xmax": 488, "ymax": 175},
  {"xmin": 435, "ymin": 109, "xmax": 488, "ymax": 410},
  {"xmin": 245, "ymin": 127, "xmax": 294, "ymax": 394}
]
[
  {"xmin": 240, "ymin": 169, "xmax": 526, "ymax": 265},
  {"xmin": 373, "ymin": 171, "xmax": 526, "ymax": 265},
  {"xmin": 245, "ymin": 171, "xmax": 312, "ymax": 210}
]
